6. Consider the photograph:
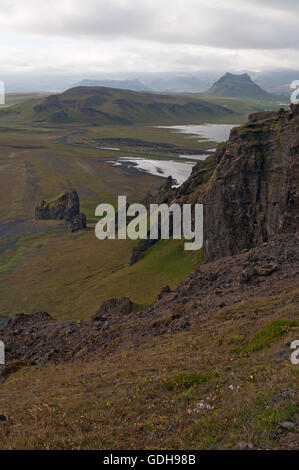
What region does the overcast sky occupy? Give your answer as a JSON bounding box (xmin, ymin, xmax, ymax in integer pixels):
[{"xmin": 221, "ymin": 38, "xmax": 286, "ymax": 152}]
[{"xmin": 0, "ymin": 0, "xmax": 298, "ymax": 79}]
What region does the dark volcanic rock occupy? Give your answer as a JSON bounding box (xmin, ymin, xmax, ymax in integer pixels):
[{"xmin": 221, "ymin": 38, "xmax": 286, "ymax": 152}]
[
  {"xmin": 71, "ymin": 213, "xmax": 86, "ymax": 232},
  {"xmin": 202, "ymin": 105, "xmax": 299, "ymax": 261},
  {"xmin": 160, "ymin": 175, "xmax": 174, "ymax": 193},
  {"xmin": 35, "ymin": 190, "xmax": 86, "ymax": 231},
  {"xmin": 158, "ymin": 104, "xmax": 299, "ymax": 262},
  {"xmin": 6, "ymin": 311, "xmax": 54, "ymax": 328},
  {"xmin": 94, "ymin": 297, "xmax": 133, "ymax": 319},
  {"xmin": 240, "ymin": 266, "xmax": 257, "ymax": 284},
  {"xmin": 254, "ymin": 263, "xmax": 278, "ymax": 276},
  {"xmin": 35, "ymin": 190, "xmax": 80, "ymax": 221},
  {"xmin": 157, "ymin": 285, "xmax": 172, "ymax": 300}
]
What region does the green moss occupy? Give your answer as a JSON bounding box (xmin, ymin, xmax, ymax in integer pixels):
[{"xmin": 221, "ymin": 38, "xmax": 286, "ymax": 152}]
[
  {"xmin": 0, "ymin": 231, "xmax": 51, "ymax": 275},
  {"xmin": 239, "ymin": 320, "xmax": 299, "ymax": 353},
  {"xmin": 42, "ymin": 191, "xmax": 75, "ymax": 209},
  {"xmin": 141, "ymin": 238, "xmax": 199, "ymax": 279},
  {"xmin": 0, "ymin": 245, "xmax": 27, "ymax": 275}
]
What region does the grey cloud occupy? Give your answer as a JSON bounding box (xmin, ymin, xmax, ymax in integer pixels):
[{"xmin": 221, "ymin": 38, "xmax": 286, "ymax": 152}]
[
  {"xmin": 247, "ymin": 0, "xmax": 299, "ymax": 11},
  {"xmin": 0, "ymin": 0, "xmax": 298, "ymax": 50}
]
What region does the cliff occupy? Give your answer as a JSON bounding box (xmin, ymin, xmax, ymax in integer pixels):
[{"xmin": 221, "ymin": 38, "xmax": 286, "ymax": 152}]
[{"xmin": 169, "ymin": 104, "xmax": 299, "ymax": 261}]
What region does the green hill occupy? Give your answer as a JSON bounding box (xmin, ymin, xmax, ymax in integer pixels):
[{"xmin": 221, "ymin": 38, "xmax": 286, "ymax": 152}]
[
  {"xmin": 0, "ymin": 86, "xmax": 233, "ymax": 125},
  {"xmin": 70, "ymin": 78, "xmax": 149, "ymax": 92},
  {"xmin": 203, "ymin": 72, "xmax": 278, "ymax": 100}
]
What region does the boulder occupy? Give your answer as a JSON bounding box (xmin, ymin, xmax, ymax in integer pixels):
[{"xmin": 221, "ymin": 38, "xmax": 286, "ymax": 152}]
[
  {"xmin": 157, "ymin": 285, "xmax": 172, "ymax": 300},
  {"xmin": 254, "ymin": 263, "xmax": 278, "ymax": 276},
  {"xmin": 71, "ymin": 213, "xmax": 86, "ymax": 232},
  {"xmin": 94, "ymin": 297, "xmax": 133, "ymax": 319}
]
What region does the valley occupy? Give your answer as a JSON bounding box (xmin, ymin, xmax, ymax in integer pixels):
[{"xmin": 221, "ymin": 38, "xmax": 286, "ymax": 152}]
[
  {"xmin": 0, "ymin": 87, "xmax": 286, "ymax": 320},
  {"xmin": 0, "ymin": 84, "xmax": 297, "ymax": 450},
  {"xmin": 0, "ymin": 0, "xmax": 298, "ymax": 453}
]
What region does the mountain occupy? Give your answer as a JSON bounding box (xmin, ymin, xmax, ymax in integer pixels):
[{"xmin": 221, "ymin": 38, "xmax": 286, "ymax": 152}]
[
  {"xmin": 253, "ymin": 69, "xmax": 299, "ymax": 97},
  {"xmin": 146, "ymin": 76, "xmax": 212, "ymax": 93},
  {"xmin": 203, "ymin": 72, "xmax": 278, "ymax": 100},
  {"xmin": 1, "ymin": 85, "xmax": 233, "ymax": 124},
  {"xmin": 70, "ymin": 78, "xmax": 150, "ymax": 92}
]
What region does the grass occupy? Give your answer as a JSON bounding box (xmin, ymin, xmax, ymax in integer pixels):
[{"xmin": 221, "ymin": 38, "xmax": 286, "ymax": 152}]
[
  {"xmin": 165, "ymin": 371, "xmax": 219, "ymax": 392},
  {"xmin": 238, "ymin": 320, "xmax": 299, "ymax": 353},
  {"xmin": 0, "ymin": 230, "xmax": 60, "ymax": 276},
  {"xmin": 0, "ymin": 92, "xmax": 53, "ymax": 109},
  {"xmin": 0, "ymin": 119, "xmax": 208, "ymax": 320},
  {"xmin": 0, "ymin": 244, "xmax": 27, "ymax": 276},
  {"xmin": 193, "ymin": 95, "xmax": 282, "ymax": 120},
  {"xmin": 0, "ymin": 231, "xmax": 198, "ymax": 320},
  {"xmin": 0, "ymin": 286, "xmax": 298, "ymax": 449}
]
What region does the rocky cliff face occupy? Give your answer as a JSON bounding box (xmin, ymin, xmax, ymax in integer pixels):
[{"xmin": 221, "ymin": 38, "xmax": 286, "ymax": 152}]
[
  {"xmin": 170, "ymin": 104, "xmax": 299, "ymax": 261},
  {"xmin": 203, "ymin": 105, "xmax": 298, "ymax": 261}
]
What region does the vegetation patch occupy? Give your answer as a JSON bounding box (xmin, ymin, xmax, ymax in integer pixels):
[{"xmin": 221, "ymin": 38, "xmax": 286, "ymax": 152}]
[
  {"xmin": 238, "ymin": 320, "xmax": 299, "ymax": 353},
  {"xmin": 165, "ymin": 371, "xmax": 219, "ymax": 392}
]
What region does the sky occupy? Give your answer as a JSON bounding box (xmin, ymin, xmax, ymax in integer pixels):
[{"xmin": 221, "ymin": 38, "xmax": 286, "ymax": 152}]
[{"xmin": 0, "ymin": 0, "xmax": 298, "ymax": 87}]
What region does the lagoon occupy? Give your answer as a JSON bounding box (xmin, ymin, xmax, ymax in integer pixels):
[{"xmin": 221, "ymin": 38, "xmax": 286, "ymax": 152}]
[{"xmin": 157, "ymin": 123, "xmax": 236, "ymax": 143}]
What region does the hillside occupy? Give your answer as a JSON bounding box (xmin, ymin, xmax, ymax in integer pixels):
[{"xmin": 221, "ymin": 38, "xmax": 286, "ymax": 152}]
[
  {"xmin": 0, "ymin": 86, "xmax": 233, "ymax": 125},
  {"xmin": 203, "ymin": 73, "xmax": 279, "ymax": 101},
  {"xmin": 0, "ymin": 105, "xmax": 298, "ymax": 450}
]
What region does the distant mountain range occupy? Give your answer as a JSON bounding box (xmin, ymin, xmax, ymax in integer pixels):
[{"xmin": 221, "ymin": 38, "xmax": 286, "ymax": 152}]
[
  {"xmin": 69, "ymin": 72, "xmax": 289, "ymax": 100},
  {"xmin": 143, "ymin": 76, "xmax": 212, "ymax": 93},
  {"xmin": 202, "ymin": 73, "xmax": 279, "ymax": 101},
  {"xmin": 70, "ymin": 79, "xmax": 150, "ymax": 92},
  {"xmin": 2, "ymin": 69, "xmax": 298, "ymax": 96},
  {"xmin": 253, "ymin": 70, "xmax": 299, "ymax": 97},
  {"xmin": 70, "ymin": 76, "xmax": 215, "ymax": 94}
]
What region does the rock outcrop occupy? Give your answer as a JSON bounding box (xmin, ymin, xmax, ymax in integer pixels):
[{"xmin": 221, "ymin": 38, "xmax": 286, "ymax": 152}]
[
  {"xmin": 94, "ymin": 297, "xmax": 133, "ymax": 319},
  {"xmin": 35, "ymin": 190, "xmax": 86, "ymax": 232},
  {"xmin": 70, "ymin": 213, "xmax": 87, "ymax": 232},
  {"xmin": 202, "ymin": 105, "xmax": 298, "ymax": 261},
  {"xmin": 159, "ymin": 104, "xmax": 299, "ymax": 262}
]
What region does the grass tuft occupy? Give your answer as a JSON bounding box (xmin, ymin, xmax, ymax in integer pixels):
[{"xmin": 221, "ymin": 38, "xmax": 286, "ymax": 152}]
[{"xmin": 165, "ymin": 371, "xmax": 219, "ymax": 392}]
